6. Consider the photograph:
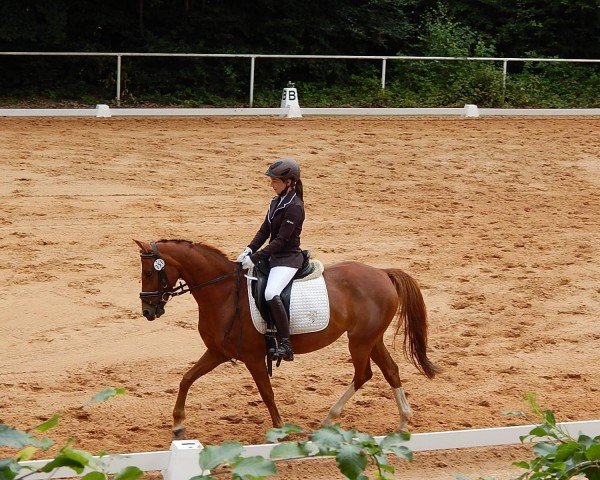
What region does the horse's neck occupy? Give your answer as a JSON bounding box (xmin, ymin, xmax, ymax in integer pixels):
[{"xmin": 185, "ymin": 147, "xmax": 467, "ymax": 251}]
[
  {"xmin": 172, "ymin": 244, "xmax": 233, "ymax": 284},
  {"xmin": 171, "ymin": 244, "xmax": 239, "ymax": 350}
]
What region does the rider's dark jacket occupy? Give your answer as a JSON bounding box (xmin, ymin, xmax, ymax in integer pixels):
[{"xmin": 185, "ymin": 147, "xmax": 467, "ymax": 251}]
[{"xmin": 248, "ymin": 189, "xmax": 305, "ymax": 269}]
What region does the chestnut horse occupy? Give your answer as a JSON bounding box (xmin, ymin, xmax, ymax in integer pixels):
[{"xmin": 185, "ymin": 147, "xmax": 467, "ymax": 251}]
[{"xmin": 134, "ymin": 239, "xmax": 439, "ymax": 437}]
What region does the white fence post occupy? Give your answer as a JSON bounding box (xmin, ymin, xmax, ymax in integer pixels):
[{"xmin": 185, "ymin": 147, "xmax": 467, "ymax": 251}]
[
  {"xmin": 463, "ymin": 104, "xmax": 479, "ymax": 118},
  {"xmin": 116, "ymin": 55, "xmax": 122, "ymax": 106},
  {"xmin": 249, "ymin": 56, "xmax": 256, "ymax": 107},
  {"xmin": 95, "ymin": 104, "xmax": 111, "ymax": 117},
  {"xmin": 163, "ymin": 440, "xmax": 205, "ymax": 480}
]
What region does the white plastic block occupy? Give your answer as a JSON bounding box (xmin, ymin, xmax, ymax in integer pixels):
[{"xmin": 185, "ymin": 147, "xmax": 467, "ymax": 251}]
[
  {"xmin": 162, "ymin": 440, "xmax": 205, "ymax": 480},
  {"xmin": 95, "ymin": 104, "xmax": 111, "ymax": 117},
  {"xmin": 463, "ymin": 104, "xmax": 479, "ymax": 118}
]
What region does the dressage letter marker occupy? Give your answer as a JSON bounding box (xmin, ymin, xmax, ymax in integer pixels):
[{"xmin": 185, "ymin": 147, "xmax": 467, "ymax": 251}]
[{"xmin": 280, "ymin": 84, "xmax": 302, "ymax": 118}]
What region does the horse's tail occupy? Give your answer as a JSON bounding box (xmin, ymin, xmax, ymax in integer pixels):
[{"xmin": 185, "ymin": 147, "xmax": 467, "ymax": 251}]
[{"xmin": 385, "ymin": 269, "xmax": 440, "ymax": 379}]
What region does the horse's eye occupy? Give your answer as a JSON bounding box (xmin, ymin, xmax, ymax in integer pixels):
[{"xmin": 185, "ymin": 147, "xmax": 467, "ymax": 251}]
[{"xmin": 144, "ymin": 271, "xmax": 153, "ymax": 277}]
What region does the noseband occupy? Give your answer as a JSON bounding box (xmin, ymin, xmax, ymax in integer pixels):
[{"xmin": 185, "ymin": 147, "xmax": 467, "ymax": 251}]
[
  {"xmin": 139, "ymin": 242, "xmax": 238, "ymax": 310},
  {"xmin": 139, "ymin": 242, "xmax": 173, "ymax": 315}
]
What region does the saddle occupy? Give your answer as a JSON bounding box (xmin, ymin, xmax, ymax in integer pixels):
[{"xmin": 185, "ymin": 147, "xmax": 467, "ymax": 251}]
[{"xmin": 250, "ymin": 250, "xmax": 314, "ymax": 323}]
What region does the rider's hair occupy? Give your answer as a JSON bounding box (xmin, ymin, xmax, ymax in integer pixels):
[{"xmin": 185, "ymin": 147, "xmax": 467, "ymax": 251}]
[{"xmin": 293, "ymin": 178, "xmax": 304, "ymax": 202}]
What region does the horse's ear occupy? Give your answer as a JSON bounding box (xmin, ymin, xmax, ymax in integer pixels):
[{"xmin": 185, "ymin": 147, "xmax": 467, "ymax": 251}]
[{"xmin": 133, "ymin": 239, "xmax": 151, "ymax": 253}]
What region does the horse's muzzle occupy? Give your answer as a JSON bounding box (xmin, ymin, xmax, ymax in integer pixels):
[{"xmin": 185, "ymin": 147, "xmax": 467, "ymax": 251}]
[{"xmin": 142, "ymin": 303, "xmax": 165, "ymax": 321}]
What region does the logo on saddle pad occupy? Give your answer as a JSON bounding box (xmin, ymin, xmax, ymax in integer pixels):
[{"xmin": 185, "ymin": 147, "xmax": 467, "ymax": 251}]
[{"xmin": 247, "ymin": 260, "xmax": 330, "ymax": 335}]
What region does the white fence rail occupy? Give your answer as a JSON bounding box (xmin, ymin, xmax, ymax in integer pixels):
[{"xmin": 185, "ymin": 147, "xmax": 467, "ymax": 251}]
[
  {"xmin": 1, "ymin": 51, "xmax": 599, "ymax": 106},
  {"xmin": 2, "ymin": 106, "xmax": 600, "ymax": 118},
  {"xmin": 19, "ymin": 420, "xmax": 600, "ymax": 480}
]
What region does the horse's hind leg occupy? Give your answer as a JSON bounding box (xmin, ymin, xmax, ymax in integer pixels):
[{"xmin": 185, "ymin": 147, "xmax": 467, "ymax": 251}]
[
  {"xmin": 172, "ymin": 349, "xmax": 229, "ymax": 438},
  {"xmin": 322, "ymin": 337, "xmax": 373, "ymax": 427},
  {"xmin": 322, "ymin": 383, "xmax": 357, "ymax": 427},
  {"xmin": 370, "ymin": 339, "xmax": 412, "ymax": 432}
]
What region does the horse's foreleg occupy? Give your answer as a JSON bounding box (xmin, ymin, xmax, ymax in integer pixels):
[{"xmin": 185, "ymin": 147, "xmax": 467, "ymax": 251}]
[
  {"xmin": 370, "ymin": 339, "xmax": 412, "ymax": 432},
  {"xmin": 245, "ymin": 359, "xmax": 283, "ymax": 427},
  {"xmin": 323, "ymin": 337, "xmax": 373, "ymax": 427},
  {"xmin": 172, "ymin": 349, "xmax": 229, "ymax": 438}
]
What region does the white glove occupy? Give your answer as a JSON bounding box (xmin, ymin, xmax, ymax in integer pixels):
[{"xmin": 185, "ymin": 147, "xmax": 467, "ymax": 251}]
[
  {"xmin": 236, "ymin": 247, "xmax": 252, "ymax": 263},
  {"xmin": 241, "ymin": 255, "xmax": 255, "ymax": 270}
]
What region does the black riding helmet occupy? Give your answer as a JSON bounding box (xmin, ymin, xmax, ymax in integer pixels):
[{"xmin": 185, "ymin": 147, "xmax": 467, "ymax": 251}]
[{"xmin": 265, "ymin": 158, "xmax": 300, "ymax": 182}]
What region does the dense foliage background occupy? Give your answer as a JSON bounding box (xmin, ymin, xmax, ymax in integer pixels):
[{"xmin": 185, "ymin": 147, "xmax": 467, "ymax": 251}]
[{"xmin": 0, "ymin": 0, "xmax": 598, "ymax": 107}]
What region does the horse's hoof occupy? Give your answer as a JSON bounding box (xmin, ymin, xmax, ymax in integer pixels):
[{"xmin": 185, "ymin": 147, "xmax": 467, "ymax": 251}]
[
  {"xmin": 172, "ymin": 426, "xmax": 186, "ymax": 439},
  {"xmin": 396, "ymin": 423, "xmax": 409, "ymax": 434}
]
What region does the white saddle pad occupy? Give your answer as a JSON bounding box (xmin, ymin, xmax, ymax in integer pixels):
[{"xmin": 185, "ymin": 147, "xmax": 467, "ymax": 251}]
[{"xmin": 247, "ymin": 260, "xmax": 330, "ymax": 335}]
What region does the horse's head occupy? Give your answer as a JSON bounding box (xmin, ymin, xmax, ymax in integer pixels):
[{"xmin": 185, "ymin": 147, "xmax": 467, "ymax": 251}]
[{"xmin": 134, "ymin": 239, "xmax": 180, "ymax": 321}]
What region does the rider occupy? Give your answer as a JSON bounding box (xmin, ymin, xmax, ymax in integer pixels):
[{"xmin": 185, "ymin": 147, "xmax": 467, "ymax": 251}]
[{"xmin": 237, "ymin": 158, "xmax": 305, "ymax": 362}]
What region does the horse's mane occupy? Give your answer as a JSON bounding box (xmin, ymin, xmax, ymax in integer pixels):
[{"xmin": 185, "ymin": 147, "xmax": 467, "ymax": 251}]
[{"xmin": 156, "ymin": 239, "xmax": 229, "ymax": 259}]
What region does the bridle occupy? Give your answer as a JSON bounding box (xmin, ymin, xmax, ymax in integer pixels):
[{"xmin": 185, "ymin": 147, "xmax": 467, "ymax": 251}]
[
  {"xmin": 139, "ymin": 242, "xmax": 238, "ymax": 315},
  {"xmin": 138, "ymin": 241, "xmax": 247, "ymax": 359}
]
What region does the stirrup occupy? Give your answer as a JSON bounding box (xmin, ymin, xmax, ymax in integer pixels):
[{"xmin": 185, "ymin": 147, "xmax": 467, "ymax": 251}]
[
  {"xmin": 275, "ymin": 345, "xmax": 294, "ymax": 362},
  {"xmin": 267, "ymin": 346, "xmax": 277, "ymax": 360}
]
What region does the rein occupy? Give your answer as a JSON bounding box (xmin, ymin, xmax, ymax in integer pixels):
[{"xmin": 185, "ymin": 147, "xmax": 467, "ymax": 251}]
[{"xmin": 170, "ymin": 272, "xmax": 236, "ymax": 297}]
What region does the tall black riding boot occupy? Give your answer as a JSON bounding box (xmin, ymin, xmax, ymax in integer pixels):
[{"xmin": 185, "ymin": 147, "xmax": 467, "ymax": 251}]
[{"xmin": 267, "ymin": 295, "xmax": 294, "ymax": 361}]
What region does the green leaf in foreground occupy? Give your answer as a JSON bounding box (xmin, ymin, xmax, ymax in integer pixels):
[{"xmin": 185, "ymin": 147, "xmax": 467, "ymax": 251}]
[
  {"xmin": 544, "ymin": 409, "xmax": 556, "ymax": 426},
  {"xmin": 198, "ymin": 442, "xmax": 243, "ymax": 471},
  {"xmin": 40, "ymin": 456, "xmax": 86, "ymax": 474},
  {"xmin": 16, "ymin": 446, "xmax": 38, "ymax": 461},
  {"xmin": 352, "ymin": 430, "xmax": 377, "ymax": 446},
  {"xmin": 380, "ymin": 431, "xmax": 411, "ymax": 449},
  {"xmin": 578, "ymin": 464, "xmax": 600, "ymax": 480},
  {"xmin": 527, "ymin": 425, "xmax": 551, "ymax": 439},
  {"xmin": 32, "ymin": 413, "xmax": 60, "ymax": 433},
  {"xmin": 513, "ymin": 398, "xmax": 600, "ymax": 480},
  {"xmin": 586, "ymin": 444, "xmax": 600, "ymax": 461},
  {"xmin": 265, "ymin": 424, "xmax": 303, "ymax": 443},
  {"xmin": 40, "ymin": 446, "xmax": 97, "ymax": 474},
  {"xmin": 384, "ymin": 444, "xmax": 413, "ymax": 462},
  {"xmin": 335, "ymin": 443, "xmax": 368, "ymax": 480},
  {"xmin": 525, "ymin": 392, "xmax": 543, "ymax": 417},
  {"xmin": 555, "ymin": 441, "xmax": 580, "ymax": 461},
  {"xmin": 579, "ymin": 435, "xmax": 595, "ymax": 449},
  {"xmin": 231, "ymin": 455, "xmax": 276, "ymax": 479},
  {"xmin": 81, "ymin": 472, "xmax": 107, "ymax": 480},
  {"xmin": 0, "ymin": 458, "xmax": 21, "ymax": 480},
  {"xmin": 310, "ymin": 426, "xmax": 344, "ymax": 454},
  {"xmin": 0, "ymin": 425, "xmax": 53, "ymax": 450},
  {"xmin": 88, "ymin": 387, "xmax": 126, "ymax": 404},
  {"xmin": 380, "ymin": 432, "xmax": 413, "ymax": 461},
  {"xmin": 270, "ymin": 441, "xmax": 314, "ymax": 460},
  {"xmin": 533, "ymin": 441, "xmax": 557, "ymax": 458},
  {"xmin": 62, "ymin": 446, "xmax": 97, "ymax": 469},
  {"xmin": 113, "ymin": 466, "xmax": 143, "ymax": 480}
]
